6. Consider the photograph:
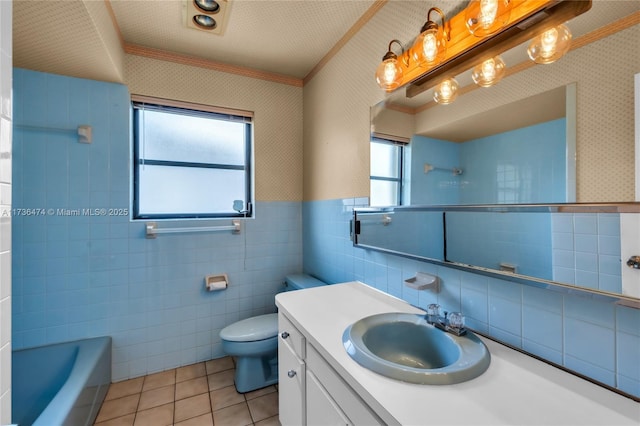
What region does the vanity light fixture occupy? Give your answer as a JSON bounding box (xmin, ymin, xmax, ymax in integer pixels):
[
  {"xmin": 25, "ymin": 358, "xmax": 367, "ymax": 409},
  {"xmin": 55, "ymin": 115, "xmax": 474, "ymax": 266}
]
[
  {"xmin": 433, "ymin": 78, "xmax": 459, "ymax": 104},
  {"xmin": 375, "ymin": 40, "xmax": 406, "ymax": 91},
  {"xmin": 412, "ymin": 7, "xmax": 449, "ymax": 68},
  {"xmin": 185, "ymin": 0, "xmax": 231, "ymax": 35},
  {"xmin": 465, "ymin": 0, "xmax": 512, "ymax": 37},
  {"xmin": 471, "ymin": 55, "xmax": 506, "ymax": 87},
  {"xmin": 374, "ymin": 1, "xmax": 591, "ymax": 99},
  {"xmin": 527, "ymin": 24, "xmax": 573, "ymax": 64}
]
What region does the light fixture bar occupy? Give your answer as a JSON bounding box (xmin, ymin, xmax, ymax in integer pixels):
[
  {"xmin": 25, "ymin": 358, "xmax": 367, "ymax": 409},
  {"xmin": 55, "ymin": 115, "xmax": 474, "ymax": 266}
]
[{"xmin": 404, "ymin": 0, "xmax": 591, "ymax": 98}]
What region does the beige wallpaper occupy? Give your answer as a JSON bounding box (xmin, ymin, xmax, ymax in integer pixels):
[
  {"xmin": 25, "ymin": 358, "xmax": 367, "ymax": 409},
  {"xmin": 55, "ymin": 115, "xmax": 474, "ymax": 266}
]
[
  {"xmin": 124, "ymin": 55, "xmax": 304, "ymax": 202},
  {"xmin": 303, "ymin": 1, "xmax": 639, "ymax": 202}
]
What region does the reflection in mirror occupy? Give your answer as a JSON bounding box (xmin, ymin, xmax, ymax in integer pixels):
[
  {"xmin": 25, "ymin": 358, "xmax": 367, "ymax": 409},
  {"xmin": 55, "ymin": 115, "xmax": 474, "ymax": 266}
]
[
  {"xmin": 445, "ymin": 211, "xmax": 553, "ymax": 280},
  {"xmin": 353, "ymin": 209, "xmax": 444, "ymax": 262},
  {"xmin": 372, "ymin": 85, "xmax": 577, "ymax": 205},
  {"xmin": 372, "ymin": 84, "xmax": 577, "ymax": 206}
]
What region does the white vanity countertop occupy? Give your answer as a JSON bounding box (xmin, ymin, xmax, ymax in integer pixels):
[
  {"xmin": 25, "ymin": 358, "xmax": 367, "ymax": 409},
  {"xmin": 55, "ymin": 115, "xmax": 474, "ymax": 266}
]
[{"xmin": 275, "ymin": 281, "xmax": 640, "ymax": 426}]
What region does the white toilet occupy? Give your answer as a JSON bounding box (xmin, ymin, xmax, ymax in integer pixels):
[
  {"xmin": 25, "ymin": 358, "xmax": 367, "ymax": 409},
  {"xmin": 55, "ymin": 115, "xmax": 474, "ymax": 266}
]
[{"xmin": 220, "ymin": 274, "xmax": 327, "ymax": 393}]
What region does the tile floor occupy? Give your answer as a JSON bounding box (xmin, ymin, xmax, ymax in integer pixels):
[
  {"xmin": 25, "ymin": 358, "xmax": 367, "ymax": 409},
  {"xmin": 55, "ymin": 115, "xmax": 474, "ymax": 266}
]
[{"xmin": 94, "ymin": 357, "xmax": 279, "ymax": 426}]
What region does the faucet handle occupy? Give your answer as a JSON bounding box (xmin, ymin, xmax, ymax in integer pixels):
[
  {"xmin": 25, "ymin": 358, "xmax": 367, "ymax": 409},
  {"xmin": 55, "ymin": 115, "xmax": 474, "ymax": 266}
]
[
  {"xmin": 448, "ymin": 312, "xmax": 465, "ymax": 329},
  {"xmin": 426, "ymin": 303, "xmax": 441, "ymax": 323}
]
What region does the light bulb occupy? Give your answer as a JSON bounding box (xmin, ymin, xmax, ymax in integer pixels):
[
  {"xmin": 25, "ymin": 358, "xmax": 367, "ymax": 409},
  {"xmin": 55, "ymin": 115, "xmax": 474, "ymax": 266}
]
[
  {"xmin": 433, "ymin": 78, "xmax": 459, "ymax": 105},
  {"xmin": 375, "ymin": 56, "xmax": 403, "ymax": 91},
  {"xmin": 528, "ymin": 24, "xmax": 572, "ymax": 64},
  {"xmin": 472, "ymin": 56, "xmax": 506, "ymax": 87},
  {"xmin": 541, "ymin": 28, "xmax": 559, "ymax": 57},
  {"xmin": 465, "ymin": 0, "xmax": 511, "ymax": 37},
  {"xmin": 479, "ymin": 0, "xmax": 499, "ymax": 29},
  {"xmin": 422, "ymin": 32, "xmax": 438, "ymax": 62}
]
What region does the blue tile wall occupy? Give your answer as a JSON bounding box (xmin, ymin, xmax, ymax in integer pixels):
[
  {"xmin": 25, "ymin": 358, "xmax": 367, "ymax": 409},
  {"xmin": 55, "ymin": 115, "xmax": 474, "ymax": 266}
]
[
  {"xmin": 551, "ymin": 213, "xmax": 622, "ymax": 293},
  {"xmin": 446, "ymin": 211, "xmax": 552, "ymax": 279},
  {"xmin": 12, "ymin": 69, "xmax": 302, "ymax": 381},
  {"xmin": 459, "ymin": 119, "xmax": 567, "ymax": 204},
  {"xmin": 303, "ymin": 197, "xmax": 640, "ymax": 398},
  {"xmin": 409, "ymin": 136, "xmax": 461, "ymax": 205},
  {"xmin": 409, "ymin": 119, "xmax": 567, "ymax": 205}
]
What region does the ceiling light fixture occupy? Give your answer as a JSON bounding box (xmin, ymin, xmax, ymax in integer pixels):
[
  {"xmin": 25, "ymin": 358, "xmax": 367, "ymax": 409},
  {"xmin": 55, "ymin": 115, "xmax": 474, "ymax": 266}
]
[
  {"xmin": 193, "ymin": 14, "xmax": 217, "ymax": 30},
  {"xmin": 194, "ymin": 0, "xmax": 220, "ymax": 13},
  {"xmin": 465, "ymin": 0, "xmax": 512, "ymax": 37},
  {"xmin": 471, "ymin": 55, "xmax": 506, "ymax": 87},
  {"xmin": 374, "ymin": 0, "xmax": 591, "ymax": 101},
  {"xmin": 185, "ymin": 0, "xmax": 231, "ymax": 35}
]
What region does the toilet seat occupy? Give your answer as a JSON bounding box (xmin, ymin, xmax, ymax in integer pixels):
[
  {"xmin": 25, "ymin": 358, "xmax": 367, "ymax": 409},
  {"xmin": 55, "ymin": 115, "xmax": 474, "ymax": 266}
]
[{"xmin": 220, "ymin": 313, "xmax": 278, "ymax": 342}]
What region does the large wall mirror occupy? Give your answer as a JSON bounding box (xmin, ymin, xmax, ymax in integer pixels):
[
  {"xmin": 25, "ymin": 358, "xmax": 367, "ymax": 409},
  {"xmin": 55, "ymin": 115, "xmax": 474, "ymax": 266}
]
[{"xmin": 363, "ymin": 2, "xmax": 640, "ymax": 302}]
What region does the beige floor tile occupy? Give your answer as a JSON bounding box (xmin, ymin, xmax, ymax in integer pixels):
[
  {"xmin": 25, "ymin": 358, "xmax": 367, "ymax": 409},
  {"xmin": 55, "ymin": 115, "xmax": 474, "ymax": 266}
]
[
  {"xmin": 210, "ymin": 385, "xmax": 246, "ymax": 411},
  {"xmin": 213, "ymin": 402, "xmax": 253, "ymax": 426},
  {"xmin": 132, "ymin": 402, "xmax": 174, "ymax": 426},
  {"xmin": 176, "ymin": 376, "xmax": 209, "ymax": 400},
  {"xmin": 138, "ymin": 384, "xmax": 175, "ymax": 411},
  {"xmin": 207, "ymin": 369, "xmax": 236, "ymax": 391},
  {"xmin": 94, "ymin": 361, "xmax": 279, "ymax": 426},
  {"xmin": 95, "ymin": 394, "xmax": 140, "ymax": 423},
  {"xmin": 94, "ymin": 413, "xmax": 135, "ymax": 426},
  {"xmin": 247, "ymin": 392, "xmax": 279, "ymax": 423},
  {"xmin": 174, "ymin": 412, "xmax": 214, "ymax": 426},
  {"xmin": 205, "ymin": 356, "xmax": 234, "ymax": 374},
  {"xmin": 254, "ymin": 415, "xmax": 281, "ymax": 426},
  {"xmin": 174, "ymin": 393, "xmax": 212, "ymax": 423},
  {"xmin": 105, "ymin": 378, "xmax": 144, "ymax": 401},
  {"xmin": 245, "ymin": 385, "xmax": 277, "ymax": 400},
  {"xmin": 142, "ymin": 369, "xmax": 176, "ymax": 392},
  {"xmin": 176, "ymin": 362, "xmax": 207, "ymax": 383}
]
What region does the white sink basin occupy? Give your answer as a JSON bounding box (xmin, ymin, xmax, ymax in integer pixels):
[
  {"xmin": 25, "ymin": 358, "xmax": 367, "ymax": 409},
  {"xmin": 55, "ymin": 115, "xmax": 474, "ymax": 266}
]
[{"xmin": 342, "ymin": 312, "xmax": 490, "ymax": 385}]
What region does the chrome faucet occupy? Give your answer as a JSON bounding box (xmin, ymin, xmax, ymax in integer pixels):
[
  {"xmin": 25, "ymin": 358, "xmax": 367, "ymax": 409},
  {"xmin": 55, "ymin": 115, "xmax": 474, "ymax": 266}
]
[{"xmin": 425, "ymin": 304, "xmax": 467, "ymax": 336}]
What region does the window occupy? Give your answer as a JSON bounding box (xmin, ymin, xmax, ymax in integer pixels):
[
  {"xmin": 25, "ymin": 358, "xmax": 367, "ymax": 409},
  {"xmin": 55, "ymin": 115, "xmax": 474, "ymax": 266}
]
[
  {"xmin": 132, "ymin": 98, "xmax": 253, "ymax": 219},
  {"xmin": 370, "ymin": 135, "xmax": 406, "ymax": 206}
]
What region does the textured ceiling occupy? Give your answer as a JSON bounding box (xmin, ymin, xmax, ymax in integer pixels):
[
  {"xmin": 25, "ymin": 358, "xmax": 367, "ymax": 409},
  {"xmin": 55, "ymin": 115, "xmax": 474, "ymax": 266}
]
[
  {"xmin": 13, "ymin": 0, "xmax": 386, "ymax": 82},
  {"xmin": 109, "ymin": 0, "xmax": 377, "ymax": 79},
  {"xmin": 11, "ymin": 1, "xmax": 639, "ymax": 88}
]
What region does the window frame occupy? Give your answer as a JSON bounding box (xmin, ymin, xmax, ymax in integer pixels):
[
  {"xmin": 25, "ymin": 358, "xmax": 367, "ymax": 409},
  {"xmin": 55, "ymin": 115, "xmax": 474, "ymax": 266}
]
[
  {"xmin": 132, "ymin": 97, "xmax": 254, "ymax": 220},
  {"xmin": 370, "ymin": 134, "xmax": 406, "ymax": 206}
]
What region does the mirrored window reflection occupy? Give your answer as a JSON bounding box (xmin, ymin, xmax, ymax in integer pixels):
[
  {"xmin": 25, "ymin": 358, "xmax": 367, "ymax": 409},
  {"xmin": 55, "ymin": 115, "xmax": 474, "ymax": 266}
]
[{"xmin": 370, "ymin": 136, "xmax": 405, "ymax": 206}]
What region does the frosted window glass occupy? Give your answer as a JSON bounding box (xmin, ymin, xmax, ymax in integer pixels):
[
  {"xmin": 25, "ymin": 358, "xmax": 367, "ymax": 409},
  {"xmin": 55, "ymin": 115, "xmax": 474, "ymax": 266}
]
[
  {"xmin": 371, "ymin": 141, "xmax": 399, "ymax": 178},
  {"xmin": 139, "ymin": 109, "xmax": 246, "ymax": 165},
  {"xmin": 133, "ymin": 102, "xmax": 252, "ymax": 218},
  {"xmin": 371, "ymin": 180, "xmax": 398, "ymax": 207},
  {"xmin": 139, "ymin": 165, "xmax": 245, "ymax": 215}
]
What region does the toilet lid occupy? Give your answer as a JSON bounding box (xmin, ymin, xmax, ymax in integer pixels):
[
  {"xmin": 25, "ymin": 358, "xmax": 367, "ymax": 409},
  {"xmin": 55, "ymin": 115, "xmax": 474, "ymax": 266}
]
[{"xmin": 220, "ymin": 313, "xmax": 279, "ymax": 342}]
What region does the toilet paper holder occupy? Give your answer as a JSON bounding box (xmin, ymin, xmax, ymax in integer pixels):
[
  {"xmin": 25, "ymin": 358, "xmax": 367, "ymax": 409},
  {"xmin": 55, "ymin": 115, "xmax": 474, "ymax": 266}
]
[{"xmin": 205, "ymin": 274, "xmax": 228, "ymax": 291}]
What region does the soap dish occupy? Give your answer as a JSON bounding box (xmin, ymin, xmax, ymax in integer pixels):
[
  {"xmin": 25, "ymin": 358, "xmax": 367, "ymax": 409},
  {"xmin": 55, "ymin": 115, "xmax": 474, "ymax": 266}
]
[{"xmin": 404, "ymin": 272, "xmax": 440, "ymax": 292}]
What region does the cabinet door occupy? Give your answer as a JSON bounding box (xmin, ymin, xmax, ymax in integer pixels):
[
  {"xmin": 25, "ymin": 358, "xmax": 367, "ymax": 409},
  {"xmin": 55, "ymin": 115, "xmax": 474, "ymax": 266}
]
[
  {"xmin": 307, "ymin": 371, "xmax": 351, "ymax": 426},
  {"xmin": 279, "ymin": 336, "xmax": 305, "ymax": 426}
]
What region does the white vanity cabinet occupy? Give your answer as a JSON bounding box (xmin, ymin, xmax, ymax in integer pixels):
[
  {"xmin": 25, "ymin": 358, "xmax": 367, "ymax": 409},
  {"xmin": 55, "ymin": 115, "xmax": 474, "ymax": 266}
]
[
  {"xmin": 278, "ymin": 312, "xmax": 383, "ymax": 426},
  {"xmin": 278, "ymin": 313, "xmax": 306, "ymax": 426}
]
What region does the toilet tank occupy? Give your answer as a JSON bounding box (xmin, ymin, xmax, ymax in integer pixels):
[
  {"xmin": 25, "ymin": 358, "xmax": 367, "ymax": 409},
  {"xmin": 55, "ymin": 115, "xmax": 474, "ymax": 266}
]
[{"xmin": 284, "ymin": 274, "xmax": 327, "ymax": 291}]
